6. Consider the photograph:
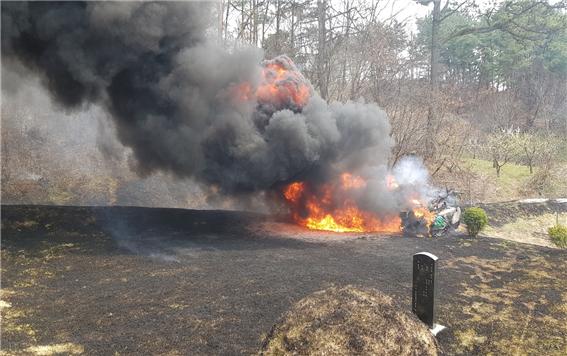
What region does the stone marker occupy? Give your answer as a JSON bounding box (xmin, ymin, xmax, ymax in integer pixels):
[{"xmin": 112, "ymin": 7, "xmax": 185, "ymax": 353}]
[{"xmin": 412, "ymin": 252, "xmax": 445, "ymax": 335}]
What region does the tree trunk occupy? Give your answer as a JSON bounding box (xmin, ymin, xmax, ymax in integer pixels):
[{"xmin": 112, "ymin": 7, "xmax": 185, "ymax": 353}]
[
  {"xmin": 341, "ymin": 4, "xmax": 352, "ymax": 101},
  {"xmin": 317, "ymin": 0, "xmax": 328, "ymax": 99},
  {"xmin": 217, "ymin": 1, "xmax": 224, "ymax": 42},
  {"xmin": 261, "ymin": 1, "xmax": 268, "ymax": 47},
  {"xmin": 290, "ymin": 4, "xmax": 296, "ymax": 50},
  {"xmin": 425, "ymin": 106, "xmax": 436, "ymax": 159},
  {"xmin": 224, "ymin": 0, "xmax": 230, "ymax": 41},
  {"xmin": 275, "ymin": 0, "xmax": 282, "ymax": 53},
  {"xmin": 425, "ymin": 0, "xmax": 441, "ymax": 159},
  {"xmin": 240, "ymin": 0, "xmax": 246, "ymax": 41},
  {"xmin": 430, "ymin": 0, "xmax": 441, "ymax": 88},
  {"xmin": 252, "ymin": 0, "xmax": 258, "ymax": 46}
]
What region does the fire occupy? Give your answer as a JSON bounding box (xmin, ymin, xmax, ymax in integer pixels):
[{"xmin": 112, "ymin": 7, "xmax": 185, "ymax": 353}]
[
  {"xmin": 386, "ymin": 175, "xmax": 399, "ymax": 190},
  {"xmin": 257, "ymin": 62, "xmax": 311, "ymax": 108},
  {"xmin": 282, "ymin": 175, "xmax": 401, "ymax": 233},
  {"xmin": 282, "ymin": 173, "xmax": 437, "ymax": 234},
  {"xmin": 232, "ymin": 56, "xmax": 312, "ymax": 109},
  {"xmin": 340, "ymin": 172, "xmax": 366, "ymax": 189},
  {"xmin": 410, "ymin": 199, "xmax": 435, "ymax": 225},
  {"xmin": 229, "ymin": 56, "xmax": 435, "ymax": 235},
  {"xmin": 232, "ymin": 82, "xmax": 254, "ymax": 102},
  {"xmin": 283, "ymin": 182, "xmax": 304, "ymax": 203}
]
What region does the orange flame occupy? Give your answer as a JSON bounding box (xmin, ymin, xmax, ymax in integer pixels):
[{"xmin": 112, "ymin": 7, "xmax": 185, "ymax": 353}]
[
  {"xmin": 231, "ymin": 59, "xmax": 311, "ymax": 108},
  {"xmin": 340, "ymin": 172, "xmax": 366, "ymax": 189},
  {"xmin": 282, "ymin": 173, "xmax": 437, "ymax": 234},
  {"xmin": 410, "ymin": 198, "xmax": 435, "ymax": 225},
  {"xmin": 282, "ymin": 175, "xmax": 401, "ymax": 233},
  {"xmin": 283, "ymin": 182, "xmax": 304, "ymax": 203},
  {"xmin": 257, "ymin": 62, "xmax": 311, "ymax": 107}
]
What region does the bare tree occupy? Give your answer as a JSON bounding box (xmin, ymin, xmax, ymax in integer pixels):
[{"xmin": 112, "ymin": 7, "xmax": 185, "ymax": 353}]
[
  {"xmin": 484, "ymin": 130, "xmax": 520, "ymax": 177},
  {"xmin": 317, "ymin": 0, "xmax": 329, "ymax": 99}
]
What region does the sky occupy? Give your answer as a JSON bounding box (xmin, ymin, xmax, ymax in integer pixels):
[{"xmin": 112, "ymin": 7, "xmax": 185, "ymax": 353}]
[{"xmin": 382, "ymin": 0, "xmax": 432, "ymax": 33}]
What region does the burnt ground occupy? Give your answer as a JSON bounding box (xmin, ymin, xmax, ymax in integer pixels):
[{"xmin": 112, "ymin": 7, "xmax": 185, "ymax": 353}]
[{"xmin": 1, "ymin": 205, "xmax": 566, "ymax": 355}]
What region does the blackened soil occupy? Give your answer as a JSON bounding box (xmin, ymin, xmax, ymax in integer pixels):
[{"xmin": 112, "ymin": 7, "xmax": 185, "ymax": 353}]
[{"xmin": 2, "ymin": 205, "xmax": 566, "ymax": 355}]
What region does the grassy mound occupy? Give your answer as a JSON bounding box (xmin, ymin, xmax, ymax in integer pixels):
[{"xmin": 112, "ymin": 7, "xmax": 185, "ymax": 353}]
[{"xmin": 260, "ymin": 286, "xmax": 437, "ymax": 355}]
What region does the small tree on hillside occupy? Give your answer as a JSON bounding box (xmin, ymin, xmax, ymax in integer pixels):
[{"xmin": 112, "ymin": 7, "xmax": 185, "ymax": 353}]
[
  {"xmin": 514, "ymin": 133, "xmax": 552, "ymax": 174},
  {"xmin": 484, "ymin": 129, "xmax": 520, "ymax": 178}
]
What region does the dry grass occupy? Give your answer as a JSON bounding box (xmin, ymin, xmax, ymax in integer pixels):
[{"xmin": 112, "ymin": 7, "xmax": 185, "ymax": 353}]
[
  {"xmin": 444, "ymin": 254, "xmax": 567, "ymax": 355},
  {"xmin": 456, "ymin": 159, "xmax": 567, "ymax": 203},
  {"xmin": 260, "ymin": 285, "xmax": 437, "ymax": 356},
  {"xmin": 484, "ymin": 212, "xmax": 567, "ymax": 248},
  {"xmin": 0, "ymin": 243, "xmax": 81, "ymax": 354},
  {"xmin": 23, "ymin": 343, "xmax": 84, "ymax": 355}
]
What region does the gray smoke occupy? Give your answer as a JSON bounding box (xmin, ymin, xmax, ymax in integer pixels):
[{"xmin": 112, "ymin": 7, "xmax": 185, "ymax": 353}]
[{"xmin": 2, "ymin": 1, "xmax": 430, "ymax": 215}]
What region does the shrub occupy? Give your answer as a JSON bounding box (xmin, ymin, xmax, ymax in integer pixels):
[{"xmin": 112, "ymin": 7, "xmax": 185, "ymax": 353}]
[
  {"xmin": 462, "ymin": 207, "xmax": 488, "ymax": 237},
  {"xmin": 548, "ymin": 225, "xmax": 567, "ymax": 248}
]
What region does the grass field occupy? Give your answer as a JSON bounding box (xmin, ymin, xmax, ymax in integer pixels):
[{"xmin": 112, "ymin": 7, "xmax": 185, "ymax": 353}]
[
  {"xmin": 2, "ymin": 205, "xmax": 567, "ymax": 355},
  {"xmin": 458, "ymin": 158, "xmax": 567, "ymax": 203},
  {"xmin": 463, "ymin": 158, "xmax": 534, "ymax": 200}
]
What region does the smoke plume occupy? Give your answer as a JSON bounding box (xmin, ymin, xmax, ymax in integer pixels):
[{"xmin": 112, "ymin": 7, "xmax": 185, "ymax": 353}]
[{"xmin": 2, "ymin": 1, "xmax": 430, "ymax": 220}]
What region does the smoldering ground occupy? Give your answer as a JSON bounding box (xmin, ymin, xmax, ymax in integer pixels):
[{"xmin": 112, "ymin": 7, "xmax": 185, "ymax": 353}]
[{"xmin": 2, "ymin": 1, "xmax": 432, "ymax": 220}]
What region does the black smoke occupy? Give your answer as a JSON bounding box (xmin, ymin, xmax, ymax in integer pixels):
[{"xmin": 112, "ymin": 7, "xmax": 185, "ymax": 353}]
[{"xmin": 2, "ymin": 1, "xmax": 429, "ymax": 215}]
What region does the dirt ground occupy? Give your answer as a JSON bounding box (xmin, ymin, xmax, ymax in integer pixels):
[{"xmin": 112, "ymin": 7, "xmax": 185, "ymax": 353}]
[{"xmin": 1, "ymin": 205, "xmax": 566, "ymax": 355}]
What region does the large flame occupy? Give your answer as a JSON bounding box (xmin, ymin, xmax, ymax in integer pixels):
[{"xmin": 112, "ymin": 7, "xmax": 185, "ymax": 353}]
[
  {"xmin": 411, "ymin": 200, "xmax": 435, "ymax": 224},
  {"xmin": 282, "ymin": 174, "xmax": 435, "ymax": 234},
  {"xmin": 232, "ymin": 56, "xmax": 311, "ymax": 109},
  {"xmin": 282, "ymin": 174, "xmax": 402, "ymax": 233}
]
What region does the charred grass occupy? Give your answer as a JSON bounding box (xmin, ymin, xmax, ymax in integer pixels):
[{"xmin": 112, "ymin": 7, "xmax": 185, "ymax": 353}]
[{"xmin": 1, "ymin": 205, "xmax": 566, "ymax": 355}]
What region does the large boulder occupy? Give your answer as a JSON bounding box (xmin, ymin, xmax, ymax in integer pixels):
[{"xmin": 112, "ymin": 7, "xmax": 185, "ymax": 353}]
[{"xmin": 260, "ymin": 285, "xmax": 437, "ymax": 355}]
